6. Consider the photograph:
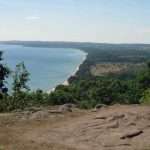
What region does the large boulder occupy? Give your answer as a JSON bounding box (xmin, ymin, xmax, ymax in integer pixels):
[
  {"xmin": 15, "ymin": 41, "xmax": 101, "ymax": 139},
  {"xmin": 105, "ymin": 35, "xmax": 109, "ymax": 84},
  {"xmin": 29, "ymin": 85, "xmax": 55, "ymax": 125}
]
[{"xmin": 59, "ymin": 104, "xmax": 74, "ymax": 113}]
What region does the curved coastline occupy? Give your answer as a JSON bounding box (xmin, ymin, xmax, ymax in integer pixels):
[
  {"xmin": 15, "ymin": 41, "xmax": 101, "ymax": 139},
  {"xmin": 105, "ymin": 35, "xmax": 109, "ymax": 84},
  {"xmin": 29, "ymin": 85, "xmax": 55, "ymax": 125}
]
[
  {"xmin": 0, "ymin": 42, "xmax": 87, "ymax": 93},
  {"xmin": 47, "ymin": 51, "xmax": 87, "ymax": 94}
]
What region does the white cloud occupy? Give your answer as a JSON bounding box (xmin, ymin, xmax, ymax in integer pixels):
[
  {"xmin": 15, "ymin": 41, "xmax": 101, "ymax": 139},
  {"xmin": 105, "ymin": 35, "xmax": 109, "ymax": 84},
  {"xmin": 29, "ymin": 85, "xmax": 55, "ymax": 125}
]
[{"xmin": 25, "ymin": 14, "xmax": 40, "ymax": 20}]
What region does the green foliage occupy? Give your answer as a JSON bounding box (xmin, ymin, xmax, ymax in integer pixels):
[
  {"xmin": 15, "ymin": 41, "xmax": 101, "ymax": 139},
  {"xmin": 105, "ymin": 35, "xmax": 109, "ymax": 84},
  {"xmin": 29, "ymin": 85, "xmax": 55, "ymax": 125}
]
[
  {"xmin": 69, "ymin": 47, "xmax": 150, "ymax": 83},
  {"xmin": 140, "ymin": 89, "xmax": 150, "ymax": 104},
  {"xmin": 24, "ymin": 89, "xmax": 51, "ymax": 107},
  {"xmin": 77, "ymin": 100, "xmax": 96, "ymax": 109},
  {"xmin": 0, "ymin": 51, "xmax": 10, "ymax": 99},
  {"xmin": 147, "ymin": 60, "xmax": 150, "ymax": 69},
  {"xmin": 49, "ymin": 88, "xmax": 75, "ymax": 105},
  {"xmin": 1, "ymin": 44, "xmax": 150, "ymax": 112},
  {"xmin": 0, "ymin": 94, "xmax": 11, "ymax": 112},
  {"xmin": 50, "ymin": 78, "xmax": 140, "ymax": 108},
  {"xmin": 11, "ymin": 62, "xmax": 30, "ymax": 110},
  {"xmin": 137, "ymin": 71, "xmax": 150, "ymax": 90}
]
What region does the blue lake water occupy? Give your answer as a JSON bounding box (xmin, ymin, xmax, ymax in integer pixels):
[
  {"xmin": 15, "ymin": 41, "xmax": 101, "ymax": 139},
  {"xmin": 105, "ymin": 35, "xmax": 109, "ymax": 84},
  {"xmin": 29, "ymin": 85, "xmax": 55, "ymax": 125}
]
[{"xmin": 0, "ymin": 44, "xmax": 86, "ymax": 91}]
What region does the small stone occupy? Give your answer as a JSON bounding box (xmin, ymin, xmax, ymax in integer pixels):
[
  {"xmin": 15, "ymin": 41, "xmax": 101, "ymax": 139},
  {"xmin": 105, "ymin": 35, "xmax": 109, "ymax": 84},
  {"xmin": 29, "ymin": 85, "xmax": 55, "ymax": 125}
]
[
  {"xmin": 120, "ymin": 129, "xmax": 143, "ymax": 139},
  {"xmin": 95, "ymin": 104, "xmax": 107, "ymax": 109}
]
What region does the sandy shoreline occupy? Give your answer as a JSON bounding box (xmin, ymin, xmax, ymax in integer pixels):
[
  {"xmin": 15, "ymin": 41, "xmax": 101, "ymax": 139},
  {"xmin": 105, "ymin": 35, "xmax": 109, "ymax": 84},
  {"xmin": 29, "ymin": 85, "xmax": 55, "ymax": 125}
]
[{"xmin": 47, "ymin": 52, "xmax": 87, "ymax": 94}]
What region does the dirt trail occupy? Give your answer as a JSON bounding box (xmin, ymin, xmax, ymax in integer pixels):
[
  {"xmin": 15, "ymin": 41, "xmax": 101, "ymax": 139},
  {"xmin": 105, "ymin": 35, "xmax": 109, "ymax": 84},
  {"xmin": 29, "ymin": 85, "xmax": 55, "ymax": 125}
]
[{"xmin": 0, "ymin": 105, "xmax": 150, "ymax": 150}]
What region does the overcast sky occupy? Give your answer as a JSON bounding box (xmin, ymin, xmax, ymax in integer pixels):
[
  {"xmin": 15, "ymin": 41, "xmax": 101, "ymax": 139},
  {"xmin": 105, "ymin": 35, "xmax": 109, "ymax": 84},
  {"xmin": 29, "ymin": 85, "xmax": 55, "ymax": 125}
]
[{"xmin": 0, "ymin": 0, "xmax": 150, "ymax": 43}]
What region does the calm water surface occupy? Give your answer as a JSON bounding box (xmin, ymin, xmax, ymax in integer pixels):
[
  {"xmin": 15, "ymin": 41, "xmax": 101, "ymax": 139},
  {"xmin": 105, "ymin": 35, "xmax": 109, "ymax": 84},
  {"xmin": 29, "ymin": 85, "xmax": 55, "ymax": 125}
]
[{"xmin": 0, "ymin": 44, "xmax": 86, "ymax": 91}]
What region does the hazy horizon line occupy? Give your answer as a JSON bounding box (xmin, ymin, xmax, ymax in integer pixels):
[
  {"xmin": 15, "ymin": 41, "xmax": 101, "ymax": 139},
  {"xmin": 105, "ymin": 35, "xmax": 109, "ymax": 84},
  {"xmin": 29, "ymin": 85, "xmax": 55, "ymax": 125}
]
[{"xmin": 0, "ymin": 40, "xmax": 150, "ymax": 45}]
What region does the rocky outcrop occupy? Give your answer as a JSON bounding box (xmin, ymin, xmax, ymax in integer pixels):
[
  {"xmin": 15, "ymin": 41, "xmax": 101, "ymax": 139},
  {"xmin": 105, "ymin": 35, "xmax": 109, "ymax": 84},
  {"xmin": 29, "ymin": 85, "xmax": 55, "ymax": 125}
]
[
  {"xmin": 0, "ymin": 105, "xmax": 150, "ymax": 150},
  {"xmin": 59, "ymin": 104, "xmax": 74, "ymax": 113}
]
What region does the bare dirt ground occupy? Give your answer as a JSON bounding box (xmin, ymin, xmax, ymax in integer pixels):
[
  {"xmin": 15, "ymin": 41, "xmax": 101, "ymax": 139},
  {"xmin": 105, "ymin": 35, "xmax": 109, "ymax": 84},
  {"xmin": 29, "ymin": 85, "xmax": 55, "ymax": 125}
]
[
  {"xmin": 90, "ymin": 62, "xmax": 146, "ymax": 76},
  {"xmin": 0, "ymin": 105, "xmax": 150, "ymax": 150}
]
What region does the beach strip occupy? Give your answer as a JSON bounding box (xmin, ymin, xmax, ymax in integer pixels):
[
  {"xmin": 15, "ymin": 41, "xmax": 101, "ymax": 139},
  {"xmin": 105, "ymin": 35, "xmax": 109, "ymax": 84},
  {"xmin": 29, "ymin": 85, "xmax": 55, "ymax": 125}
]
[{"xmin": 47, "ymin": 52, "xmax": 87, "ymax": 94}]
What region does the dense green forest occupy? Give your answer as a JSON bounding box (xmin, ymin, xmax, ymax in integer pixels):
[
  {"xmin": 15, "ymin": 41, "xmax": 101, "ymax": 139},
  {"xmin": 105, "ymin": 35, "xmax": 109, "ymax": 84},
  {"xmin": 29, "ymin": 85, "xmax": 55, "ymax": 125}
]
[
  {"xmin": 1, "ymin": 42, "xmax": 150, "ymax": 112},
  {"xmin": 68, "ymin": 44, "xmax": 150, "ymax": 82}
]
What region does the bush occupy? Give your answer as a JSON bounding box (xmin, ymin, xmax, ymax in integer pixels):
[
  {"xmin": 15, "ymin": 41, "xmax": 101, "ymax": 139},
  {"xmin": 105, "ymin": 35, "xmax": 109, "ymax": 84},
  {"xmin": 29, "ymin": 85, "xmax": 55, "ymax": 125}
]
[
  {"xmin": 140, "ymin": 89, "xmax": 150, "ymax": 104},
  {"xmin": 77, "ymin": 100, "xmax": 96, "ymax": 109}
]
